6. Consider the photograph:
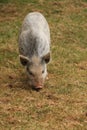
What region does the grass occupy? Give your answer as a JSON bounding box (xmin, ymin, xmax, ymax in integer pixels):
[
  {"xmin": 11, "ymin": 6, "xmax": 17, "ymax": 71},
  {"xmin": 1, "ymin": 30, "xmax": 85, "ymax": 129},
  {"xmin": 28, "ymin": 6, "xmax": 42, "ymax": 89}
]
[{"xmin": 0, "ymin": 0, "xmax": 87, "ymax": 129}]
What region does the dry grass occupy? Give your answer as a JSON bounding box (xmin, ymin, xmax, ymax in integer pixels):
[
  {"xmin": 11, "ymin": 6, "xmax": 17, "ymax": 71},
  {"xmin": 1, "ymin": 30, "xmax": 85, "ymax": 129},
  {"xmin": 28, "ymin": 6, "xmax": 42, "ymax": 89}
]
[{"xmin": 0, "ymin": 0, "xmax": 87, "ymax": 129}]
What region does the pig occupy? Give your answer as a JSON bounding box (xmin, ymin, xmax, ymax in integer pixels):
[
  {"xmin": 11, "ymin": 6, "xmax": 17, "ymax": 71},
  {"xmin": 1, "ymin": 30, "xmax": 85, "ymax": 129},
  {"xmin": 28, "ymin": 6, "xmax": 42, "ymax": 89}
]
[{"xmin": 18, "ymin": 12, "xmax": 51, "ymax": 90}]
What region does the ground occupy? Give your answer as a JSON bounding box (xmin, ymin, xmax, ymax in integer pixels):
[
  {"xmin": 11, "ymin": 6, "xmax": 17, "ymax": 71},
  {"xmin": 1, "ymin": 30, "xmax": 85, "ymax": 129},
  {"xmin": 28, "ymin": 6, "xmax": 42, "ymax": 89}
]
[{"xmin": 0, "ymin": 0, "xmax": 87, "ymax": 130}]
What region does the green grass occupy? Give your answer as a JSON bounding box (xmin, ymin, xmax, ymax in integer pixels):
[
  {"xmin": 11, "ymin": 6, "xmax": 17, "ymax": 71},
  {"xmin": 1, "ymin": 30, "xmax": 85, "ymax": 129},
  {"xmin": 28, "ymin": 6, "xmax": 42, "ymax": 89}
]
[{"xmin": 0, "ymin": 0, "xmax": 87, "ymax": 130}]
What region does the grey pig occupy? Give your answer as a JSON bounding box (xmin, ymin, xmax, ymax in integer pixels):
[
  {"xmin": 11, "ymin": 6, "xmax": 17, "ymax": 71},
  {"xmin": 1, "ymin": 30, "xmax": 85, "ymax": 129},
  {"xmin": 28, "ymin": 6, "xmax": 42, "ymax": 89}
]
[{"xmin": 18, "ymin": 12, "xmax": 51, "ymax": 89}]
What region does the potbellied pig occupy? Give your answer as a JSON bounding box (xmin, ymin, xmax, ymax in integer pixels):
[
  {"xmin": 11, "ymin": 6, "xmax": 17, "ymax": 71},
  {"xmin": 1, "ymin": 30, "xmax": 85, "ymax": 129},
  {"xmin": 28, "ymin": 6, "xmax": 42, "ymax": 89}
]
[{"xmin": 18, "ymin": 12, "xmax": 51, "ymax": 90}]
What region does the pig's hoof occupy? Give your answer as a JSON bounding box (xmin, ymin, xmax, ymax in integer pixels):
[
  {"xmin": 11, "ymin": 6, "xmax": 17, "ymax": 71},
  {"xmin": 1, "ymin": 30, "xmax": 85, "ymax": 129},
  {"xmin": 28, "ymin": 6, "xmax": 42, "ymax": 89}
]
[{"xmin": 46, "ymin": 76, "xmax": 49, "ymax": 80}]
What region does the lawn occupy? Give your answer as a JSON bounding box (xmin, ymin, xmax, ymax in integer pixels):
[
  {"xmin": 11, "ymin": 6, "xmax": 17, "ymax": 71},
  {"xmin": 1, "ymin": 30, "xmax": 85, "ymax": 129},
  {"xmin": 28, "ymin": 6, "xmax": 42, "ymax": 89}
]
[{"xmin": 0, "ymin": 0, "xmax": 87, "ymax": 129}]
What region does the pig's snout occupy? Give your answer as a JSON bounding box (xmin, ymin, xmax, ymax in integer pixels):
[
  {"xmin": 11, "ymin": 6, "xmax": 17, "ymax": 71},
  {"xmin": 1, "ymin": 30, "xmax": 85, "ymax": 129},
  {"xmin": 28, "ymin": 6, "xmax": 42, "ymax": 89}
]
[
  {"xmin": 34, "ymin": 83, "xmax": 43, "ymax": 89},
  {"xmin": 32, "ymin": 85, "xmax": 43, "ymax": 91},
  {"xmin": 32, "ymin": 80, "xmax": 44, "ymax": 90}
]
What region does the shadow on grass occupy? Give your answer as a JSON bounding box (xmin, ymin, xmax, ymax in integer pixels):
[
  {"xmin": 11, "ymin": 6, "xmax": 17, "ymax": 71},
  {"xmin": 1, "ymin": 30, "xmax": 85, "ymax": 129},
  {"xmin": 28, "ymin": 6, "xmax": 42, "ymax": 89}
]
[{"xmin": 7, "ymin": 71, "xmax": 41, "ymax": 92}]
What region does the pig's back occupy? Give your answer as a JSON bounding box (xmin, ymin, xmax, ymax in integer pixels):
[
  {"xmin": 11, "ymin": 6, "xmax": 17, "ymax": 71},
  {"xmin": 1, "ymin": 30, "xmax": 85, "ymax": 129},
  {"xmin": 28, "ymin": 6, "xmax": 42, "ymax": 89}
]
[{"xmin": 19, "ymin": 12, "xmax": 50, "ymax": 58}]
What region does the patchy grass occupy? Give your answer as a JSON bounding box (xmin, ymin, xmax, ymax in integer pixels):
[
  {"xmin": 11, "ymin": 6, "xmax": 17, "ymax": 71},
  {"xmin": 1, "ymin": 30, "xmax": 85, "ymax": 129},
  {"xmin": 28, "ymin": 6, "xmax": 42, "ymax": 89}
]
[{"xmin": 0, "ymin": 0, "xmax": 87, "ymax": 129}]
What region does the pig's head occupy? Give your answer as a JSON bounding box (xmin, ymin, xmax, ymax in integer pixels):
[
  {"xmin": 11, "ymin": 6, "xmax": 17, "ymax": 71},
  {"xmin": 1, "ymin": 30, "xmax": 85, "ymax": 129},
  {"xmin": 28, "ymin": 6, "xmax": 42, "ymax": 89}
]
[{"xmin": 19, "ymin": 53, "xmax": 50, "ymax": 90}]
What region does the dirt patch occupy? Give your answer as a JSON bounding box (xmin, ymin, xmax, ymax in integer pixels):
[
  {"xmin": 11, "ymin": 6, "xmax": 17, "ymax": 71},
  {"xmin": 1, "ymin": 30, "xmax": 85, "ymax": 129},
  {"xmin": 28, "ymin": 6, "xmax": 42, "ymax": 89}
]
[
  {"xmin": 0, "ymin": 3, "xmax": 19, "ymax": 22},
  {"xmin": 76, "ymin": 61, "xmax": 87, "ymax": 70}
]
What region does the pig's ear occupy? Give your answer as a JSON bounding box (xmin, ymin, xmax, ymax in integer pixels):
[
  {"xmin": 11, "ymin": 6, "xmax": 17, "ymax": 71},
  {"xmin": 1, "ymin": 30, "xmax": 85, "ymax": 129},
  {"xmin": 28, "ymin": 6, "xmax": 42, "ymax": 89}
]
[
  {"xmin": 42, "ymin": 53, "xmax": 50, "ymax": 64},
  {"xmin": 19, "ymin": 55, "xmax": 29, "ymax": 66}
]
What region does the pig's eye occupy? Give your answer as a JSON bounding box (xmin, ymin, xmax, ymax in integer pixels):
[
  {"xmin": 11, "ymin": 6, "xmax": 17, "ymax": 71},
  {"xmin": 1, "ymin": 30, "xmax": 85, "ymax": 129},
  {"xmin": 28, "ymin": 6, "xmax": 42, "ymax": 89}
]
[
  {"xmin": 29, "ymin": 71, "xmax": 34, "ymax": 76},
  {"xmin": 42, "ymin": 70, "xmax": 44, "ymax": 74},
  {"xmin": 27, "ymin": 67, "xmax": 34, "ymax": 76}
]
